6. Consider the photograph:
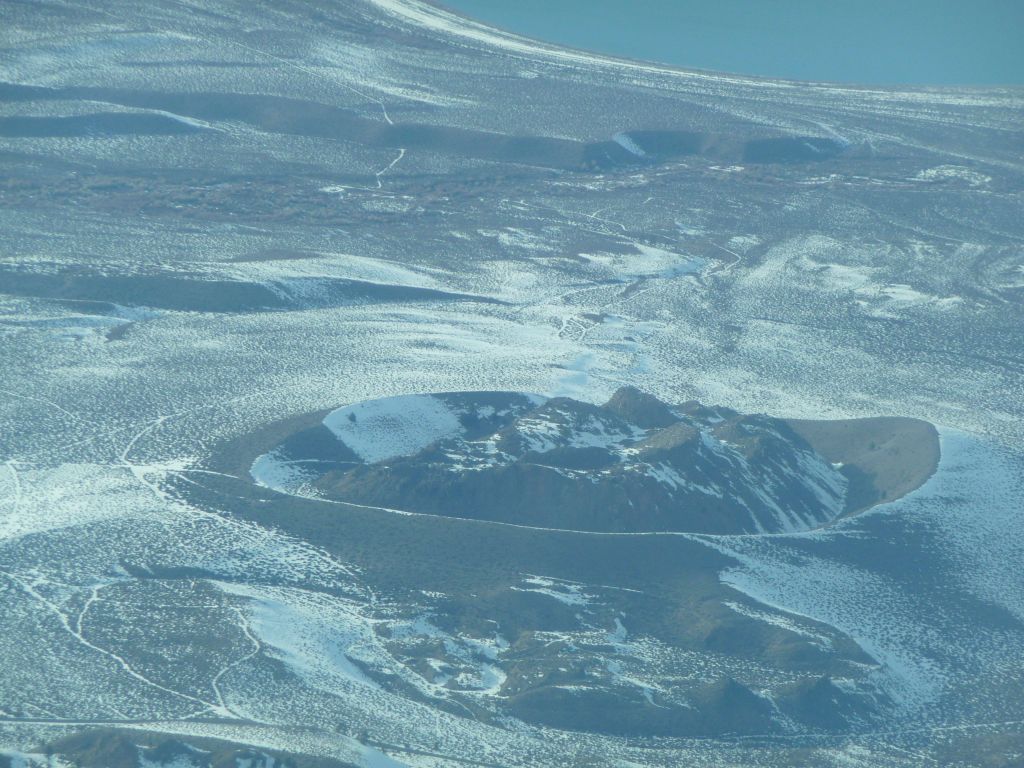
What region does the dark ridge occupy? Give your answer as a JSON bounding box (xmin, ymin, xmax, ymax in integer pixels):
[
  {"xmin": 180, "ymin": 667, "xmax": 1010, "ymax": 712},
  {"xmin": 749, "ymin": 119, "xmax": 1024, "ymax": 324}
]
[
  {"xmin": 776, "ymin": 675, "xmax": 882, "ymax": 731},
  {"xmin": 37, "ymin": 729, "xmax": 357, "ymax": 768},
  {"xmin": 605, "ymin": 385, "xmax": 679, "ymax": 428},
  {"xmin": 0, "ymin": 82, "xmax": 852, "ymax": 169},
  {"xmin": 505, "ymin": 676, "xmax": 774, "ymax": 737},
  {"xmin": 0, "ymin": 82, "xmax": 69, "ymax": 101},
  {"xmin": 522, "ymin": 445, "xmax": 618, "ymax": 470},
  {"xmin": 244, "ymin": 390, "xmax": 939, "ymax": 535},
  {"xmin": 54, "ymin": 299, "xmax": 127, "ymax": 315},
  {"xmin": 0, "ymin": 113, "xmax": 207, "ymax": 138},
  {"xmin": 0, "ymin": 271, "xmax": 286, "ymax": 312},
  {"xmin": 118, "ymin": 59, "xmax": 267, "ymax": 68},
  {"xmin": 0, "ymin": 270, "xmax": 503, "ymax": 312},
  {"xmin": 742, "ymin": 136, "xmax": 847, "ymax": 163}
]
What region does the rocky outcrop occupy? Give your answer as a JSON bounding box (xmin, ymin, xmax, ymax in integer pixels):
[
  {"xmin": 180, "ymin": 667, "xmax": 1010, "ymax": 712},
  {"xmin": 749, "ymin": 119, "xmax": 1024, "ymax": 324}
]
[{"xmin": 251, "ymin": 388, "xmax": 941, "ymax": 535}]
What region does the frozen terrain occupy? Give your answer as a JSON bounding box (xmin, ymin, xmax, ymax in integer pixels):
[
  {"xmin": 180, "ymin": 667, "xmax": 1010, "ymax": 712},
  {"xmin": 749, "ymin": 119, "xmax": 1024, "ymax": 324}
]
[
  {"xmin": 1, "ymin": 0, "xmax": 1023, "ymax": 766},
  {"xmin": 251, "ymin": 388, "xmax": 936, "ymax": 535}
]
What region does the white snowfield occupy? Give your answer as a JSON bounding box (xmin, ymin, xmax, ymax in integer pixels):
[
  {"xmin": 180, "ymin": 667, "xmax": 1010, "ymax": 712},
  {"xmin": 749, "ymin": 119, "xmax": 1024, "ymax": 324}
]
[
  {"xmin": 215, "ymin": 581, "xmax": 381, "ymax": 693},
  {"xmin": 323, "ymin": 394, "xmax": 466, "ymax": 464},
  {"xmin": 711, "ymin": 428, "xmax": 1024, "ymax": 717}
]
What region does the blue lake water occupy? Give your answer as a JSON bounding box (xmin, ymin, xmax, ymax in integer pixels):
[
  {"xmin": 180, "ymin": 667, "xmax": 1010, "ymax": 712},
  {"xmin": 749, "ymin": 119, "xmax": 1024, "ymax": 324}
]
[{"xmin": 440, "ymin": 0, "xmax": 1024, "ymax": 85}]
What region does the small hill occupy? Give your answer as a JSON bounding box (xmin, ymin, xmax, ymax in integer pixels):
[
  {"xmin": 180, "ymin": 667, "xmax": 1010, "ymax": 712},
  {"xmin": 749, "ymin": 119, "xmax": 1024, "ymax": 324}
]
[{"xmin": 250, "ymin": 388, "xmax": 939, "ymax": 534}]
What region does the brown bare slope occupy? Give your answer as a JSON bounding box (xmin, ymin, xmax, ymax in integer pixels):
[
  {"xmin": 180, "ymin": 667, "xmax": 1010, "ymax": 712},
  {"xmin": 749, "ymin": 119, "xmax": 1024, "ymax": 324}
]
[{"xmin": 784, "ymin": 416, "xmax": 939, "ymax": 515}]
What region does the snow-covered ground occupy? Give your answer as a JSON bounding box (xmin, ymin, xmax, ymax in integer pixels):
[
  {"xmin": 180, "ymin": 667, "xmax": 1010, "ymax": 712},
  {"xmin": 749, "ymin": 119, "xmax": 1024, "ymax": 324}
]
[
  {"xmin": 322, "ymin": 394, "xmax": 465, "ymax": 464},
  {"xmin": 1, "ymin": 0, "xmax": 1022, "ymax": 764},
  {"xmin": 712, "ymin": 428, "xmax": 1024, "ymax": 720}
]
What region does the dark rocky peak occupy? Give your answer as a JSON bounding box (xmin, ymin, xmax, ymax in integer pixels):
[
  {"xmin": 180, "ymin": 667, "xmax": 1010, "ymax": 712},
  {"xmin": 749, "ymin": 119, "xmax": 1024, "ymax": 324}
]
[
  {"xmin": 604, "ymin": 385, "xmax": 680, "ymax": 428},
  {"xmin": 777, "ymin": 675, "xmax": 881, "ymax": 731},
  {"xmin": 676, "ymin": 399, "xmax": 740, "ymax": 425},
  {"xmin": 711, "ymin": 414, "xmax": 806, "ymax": 459},
  {"xmin": 635, "ymin": 421, "xmax": 700, "ymax": 462},
  {"xmin": 448, "ymin": 390, "xmax": 540, "ymax": 438},
  {"xmin": 690, "ymin": 677, "xmax": 776, "ymax": 735}
]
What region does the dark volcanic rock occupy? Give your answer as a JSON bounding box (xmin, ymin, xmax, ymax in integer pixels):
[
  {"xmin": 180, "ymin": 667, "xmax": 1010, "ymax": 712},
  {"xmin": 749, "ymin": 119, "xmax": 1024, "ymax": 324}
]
[
  {"xmin": 315, "ymin": 388, "xmax": 850, "ymax": 533},
  {"xmin": 505, "ymin": 677, "xmax": 775, "ymax": 738},
  {"xmin": 251, "ymin": 387, "xmax": 928, "ymax": 535},
  {"xmin": 604, "ymin": 385, "xmax": 680, "ymax": 428},
  {"xmin": 777, "ymin": 675, "xmax": 881, "ymax": 731},
  {"xmin": 37, "ymin": 730, "xmax": 357, "ymax": 768}
]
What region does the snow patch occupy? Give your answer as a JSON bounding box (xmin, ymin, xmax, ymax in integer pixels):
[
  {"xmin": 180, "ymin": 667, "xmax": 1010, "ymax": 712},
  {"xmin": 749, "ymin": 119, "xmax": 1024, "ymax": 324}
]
[
  {"xmin": 249, "ymin": 450, "xmax": 319, "ymax": 496},
  {"xmin": 216, "ymin": 582, "xmax": 380, "ymax": 693},
  {"xmin": 323, "ymin": 394, "xmax": 464, "ymax": 463},
  {"xmin": 612, "ymin": 133, "xmax": 647, "ymax": 158},
  {"xmin": 914, "ymin": 165, "xmax": 991, "ymax": 187},
  {"xmin": 511, "ymin": 575, "xmax": 593, "ymax": 606}
]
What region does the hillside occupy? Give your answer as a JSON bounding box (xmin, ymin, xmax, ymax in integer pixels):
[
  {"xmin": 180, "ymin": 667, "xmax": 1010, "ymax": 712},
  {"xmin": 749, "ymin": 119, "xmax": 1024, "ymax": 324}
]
[{"xmin": 252, "ymin": 387, "xmax": 938, "ymax": 534}]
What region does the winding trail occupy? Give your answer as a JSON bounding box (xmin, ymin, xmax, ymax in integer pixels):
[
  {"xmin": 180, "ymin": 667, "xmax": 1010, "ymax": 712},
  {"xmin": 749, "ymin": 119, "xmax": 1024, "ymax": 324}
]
[
  {"xmin": 209, "ymin": 608, "xmax": 263, "ymax": 720},
  {"xmin": 0, "ymin": 569, "xmax": 224, "ymax": 716},
  {"xmin": 376, "ymin": 147, "xmax": 407, "ymax": 188}
]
